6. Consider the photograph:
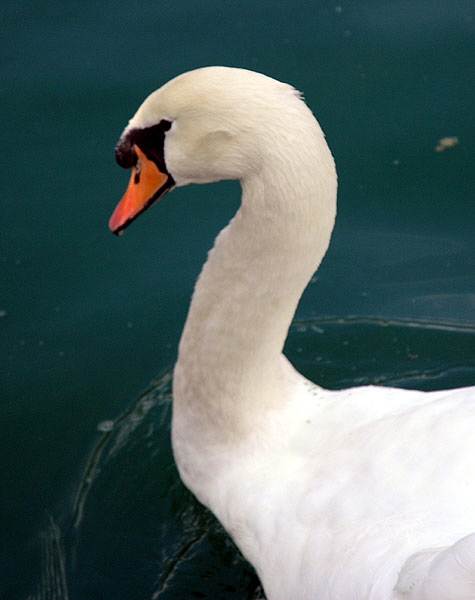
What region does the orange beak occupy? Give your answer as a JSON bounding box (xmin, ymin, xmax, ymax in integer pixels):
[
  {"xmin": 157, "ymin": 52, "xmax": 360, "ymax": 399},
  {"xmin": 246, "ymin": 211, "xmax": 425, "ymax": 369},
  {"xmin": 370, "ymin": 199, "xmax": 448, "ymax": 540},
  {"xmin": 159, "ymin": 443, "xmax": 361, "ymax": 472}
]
[{"xmin": 109, "ymin": 145, "xmax": 173, "ymax": 235}]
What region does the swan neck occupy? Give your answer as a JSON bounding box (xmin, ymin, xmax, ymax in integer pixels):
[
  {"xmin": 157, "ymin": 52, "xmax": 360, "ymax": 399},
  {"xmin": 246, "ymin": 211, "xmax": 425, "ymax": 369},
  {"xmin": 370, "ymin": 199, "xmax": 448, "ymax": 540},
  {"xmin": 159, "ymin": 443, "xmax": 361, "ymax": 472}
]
[{"xmin": 174, "ymin": 154, "xmax": 336, "ymax": 433}]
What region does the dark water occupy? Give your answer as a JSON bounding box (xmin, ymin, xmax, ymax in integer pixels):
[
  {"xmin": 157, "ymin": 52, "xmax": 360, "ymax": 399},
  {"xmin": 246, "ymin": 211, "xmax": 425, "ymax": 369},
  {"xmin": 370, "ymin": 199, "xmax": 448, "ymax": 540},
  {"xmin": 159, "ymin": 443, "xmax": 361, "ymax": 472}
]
[{"xmin": 2, "ymin": 1, "xmax": 474, "ymax": 598}]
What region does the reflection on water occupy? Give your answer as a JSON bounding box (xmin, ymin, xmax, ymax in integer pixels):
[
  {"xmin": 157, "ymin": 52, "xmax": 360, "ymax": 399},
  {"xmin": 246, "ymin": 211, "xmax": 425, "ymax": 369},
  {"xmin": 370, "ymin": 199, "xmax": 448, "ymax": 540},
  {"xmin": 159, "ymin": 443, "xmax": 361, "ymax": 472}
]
[
  {"xmin": 28, "ymin": 516, "xmax": 68, "ymax": 600},
  {"xmin": 29, "ymin": 371, "xmax": 260, "ymax": 600},
  {"xmin": 288, "ymin": 316, "xmax": 475, "ymax": 391},
  {"xmin": 29, "ymin": 317, "xmax": 474, "ymax": 600}
]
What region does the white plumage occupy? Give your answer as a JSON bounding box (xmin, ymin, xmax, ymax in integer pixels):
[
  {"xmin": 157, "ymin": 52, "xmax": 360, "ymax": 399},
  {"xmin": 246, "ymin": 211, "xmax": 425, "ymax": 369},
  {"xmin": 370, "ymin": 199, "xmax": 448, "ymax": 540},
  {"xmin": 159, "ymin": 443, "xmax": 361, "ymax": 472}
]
[{"xmin": 112, "ymin": 67, "xmax": 475, "ymax": 599}]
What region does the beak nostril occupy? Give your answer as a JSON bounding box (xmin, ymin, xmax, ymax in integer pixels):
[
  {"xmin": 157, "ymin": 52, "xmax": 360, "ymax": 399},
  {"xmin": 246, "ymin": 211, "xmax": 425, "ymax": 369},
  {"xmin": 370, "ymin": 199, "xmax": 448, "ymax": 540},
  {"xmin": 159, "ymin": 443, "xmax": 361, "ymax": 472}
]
[{"xmin": 134, "ymin": 164, "xmax": 141, "ymax": 185}]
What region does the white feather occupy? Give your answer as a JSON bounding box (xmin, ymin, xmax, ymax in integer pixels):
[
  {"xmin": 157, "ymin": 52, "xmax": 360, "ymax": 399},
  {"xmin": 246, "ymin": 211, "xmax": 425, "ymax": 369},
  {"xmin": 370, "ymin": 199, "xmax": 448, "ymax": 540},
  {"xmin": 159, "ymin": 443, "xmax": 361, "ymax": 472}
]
[{"xmin": 120, "ymin": 67, "xmax": 475, "ymax": 599}]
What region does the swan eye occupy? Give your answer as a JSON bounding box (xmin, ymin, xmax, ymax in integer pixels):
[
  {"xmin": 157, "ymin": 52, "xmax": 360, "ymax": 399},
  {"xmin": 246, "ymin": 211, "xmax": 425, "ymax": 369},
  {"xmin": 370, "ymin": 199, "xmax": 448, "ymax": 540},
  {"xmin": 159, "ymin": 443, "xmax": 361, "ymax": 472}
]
[{"xmin": 115, "ymin": 120, "xmax": 173, "ymax": 173}]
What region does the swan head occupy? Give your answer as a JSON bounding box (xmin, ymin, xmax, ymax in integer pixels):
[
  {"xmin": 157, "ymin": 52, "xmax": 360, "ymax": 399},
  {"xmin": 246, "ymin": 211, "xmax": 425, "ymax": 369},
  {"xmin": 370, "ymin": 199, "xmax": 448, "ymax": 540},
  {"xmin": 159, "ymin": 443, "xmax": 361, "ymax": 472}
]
[{"xmin": 110, "ymin": 66, "xmax": 322, "ymax": 235}]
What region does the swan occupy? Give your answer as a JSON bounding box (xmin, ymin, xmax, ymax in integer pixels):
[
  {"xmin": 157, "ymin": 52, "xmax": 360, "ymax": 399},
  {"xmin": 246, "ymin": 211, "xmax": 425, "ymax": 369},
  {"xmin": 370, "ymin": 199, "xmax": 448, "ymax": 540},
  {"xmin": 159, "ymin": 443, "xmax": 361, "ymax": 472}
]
[{"xmin": 109, "ymin": 67, "xmax": 475, "ymax": 599}]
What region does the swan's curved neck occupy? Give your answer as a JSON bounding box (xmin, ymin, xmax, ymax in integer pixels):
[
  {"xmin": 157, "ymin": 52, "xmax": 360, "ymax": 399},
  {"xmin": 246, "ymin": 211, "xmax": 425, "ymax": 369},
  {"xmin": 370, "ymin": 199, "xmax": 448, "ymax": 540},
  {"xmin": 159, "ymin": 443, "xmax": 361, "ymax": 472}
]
[{"xmin": 174, "ymin": 134, "xmax": 336, "ymax": 436}]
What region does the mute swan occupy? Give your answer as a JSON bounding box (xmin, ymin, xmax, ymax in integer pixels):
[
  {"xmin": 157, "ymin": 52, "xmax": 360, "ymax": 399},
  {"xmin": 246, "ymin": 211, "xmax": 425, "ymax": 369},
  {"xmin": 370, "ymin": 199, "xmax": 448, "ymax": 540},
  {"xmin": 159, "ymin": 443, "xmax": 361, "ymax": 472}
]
[{"xmin": 109, "ymin": 67, "xmax": 475, "ymax": 600}]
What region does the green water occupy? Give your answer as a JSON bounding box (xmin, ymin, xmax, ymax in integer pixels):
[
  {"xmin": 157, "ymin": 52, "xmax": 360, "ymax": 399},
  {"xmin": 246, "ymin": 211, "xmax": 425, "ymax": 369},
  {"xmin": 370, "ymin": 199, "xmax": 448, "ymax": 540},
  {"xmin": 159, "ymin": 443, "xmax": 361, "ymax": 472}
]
[{"xmin": 1, "ymin": 1, "xmax": 474, "ymax": 598}]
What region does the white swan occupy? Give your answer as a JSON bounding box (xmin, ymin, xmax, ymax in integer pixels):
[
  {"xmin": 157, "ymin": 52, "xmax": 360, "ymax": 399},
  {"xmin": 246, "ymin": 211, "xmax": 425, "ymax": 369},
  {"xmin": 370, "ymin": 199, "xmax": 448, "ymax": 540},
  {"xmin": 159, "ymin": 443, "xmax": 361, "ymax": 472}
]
[{"xmin": 109, "ymin": 67, "xmax": 475, "ymax": 600}]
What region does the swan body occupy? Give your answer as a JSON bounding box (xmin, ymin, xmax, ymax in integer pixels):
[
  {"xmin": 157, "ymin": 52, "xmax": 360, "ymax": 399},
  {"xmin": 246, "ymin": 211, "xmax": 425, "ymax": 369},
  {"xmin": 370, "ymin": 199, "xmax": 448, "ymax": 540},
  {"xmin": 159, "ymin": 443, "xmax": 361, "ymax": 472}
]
[{"xmin": 110, "ymin": 67, "xmax": 475, "ymax": 599}]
